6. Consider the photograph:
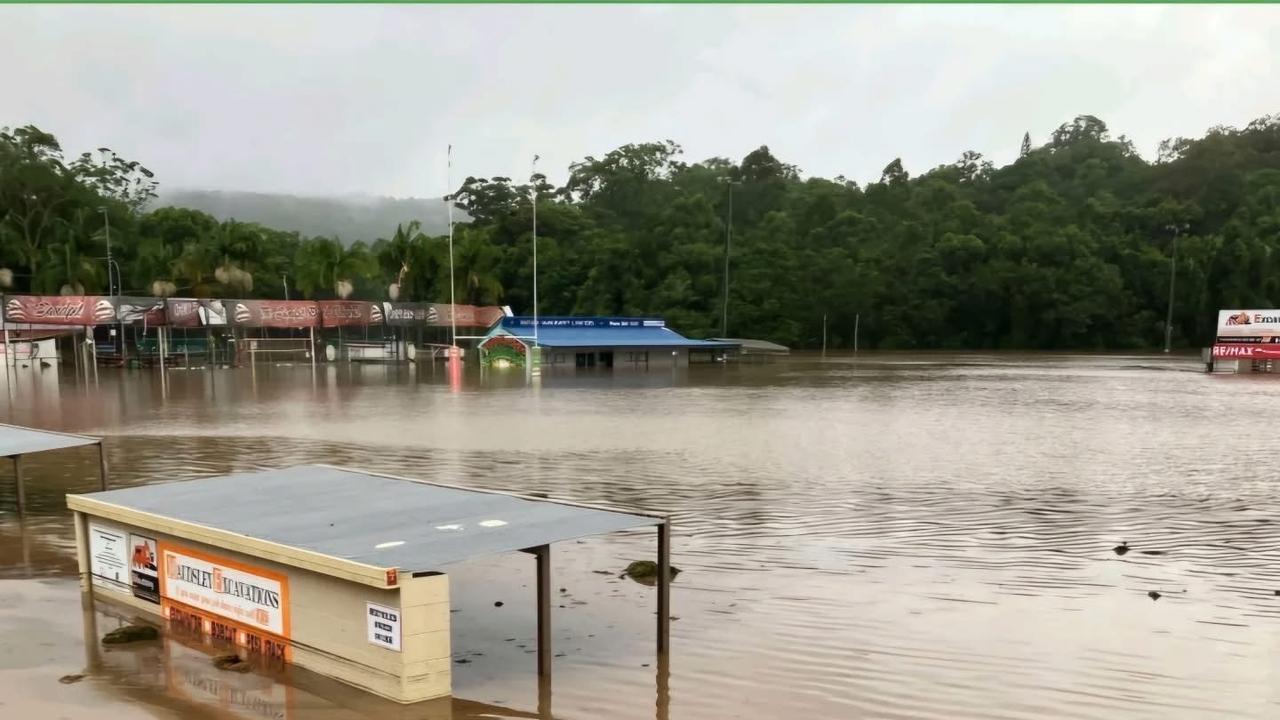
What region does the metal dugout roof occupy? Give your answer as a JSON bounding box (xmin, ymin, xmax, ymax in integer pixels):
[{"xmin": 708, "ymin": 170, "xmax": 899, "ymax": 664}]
[
  {"xmin": 2, "ymin": 423, "xmax": 109, "ymax": 516},
  {"xmin": 0, "ymin": 422, "xmax": 100, "ymax": 457},
  {"xmin": 68, "ymin": 464, "xmax": 662, "ymax": 579}
]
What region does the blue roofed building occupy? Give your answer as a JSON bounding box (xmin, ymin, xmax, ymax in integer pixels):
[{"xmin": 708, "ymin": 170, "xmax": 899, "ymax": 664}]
[{"xmin": 478, "ymin": 317, "xmax": 738, "ymax": 369}]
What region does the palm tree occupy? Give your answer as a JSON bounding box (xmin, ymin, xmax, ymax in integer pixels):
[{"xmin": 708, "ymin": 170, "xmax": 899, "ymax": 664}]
[
  {"xmin": 294, "ymin": 237, "xmax": 374, "ymax": 298},
  {"xmin": 38, "ymin": 207, "xmax": 105, "ymax": 295},
  {"xmin": 452, "ymin": 228, "xmax": 503, "ymax": 305}
]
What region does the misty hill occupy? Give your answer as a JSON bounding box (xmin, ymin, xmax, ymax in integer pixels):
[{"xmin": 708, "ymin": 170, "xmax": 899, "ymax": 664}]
[{"xmin": 156, "ymin": 189, "xmax": 455, "ymax": 243}]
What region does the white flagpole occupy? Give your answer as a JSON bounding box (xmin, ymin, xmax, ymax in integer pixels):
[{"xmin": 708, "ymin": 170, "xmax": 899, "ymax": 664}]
[
  {"xmin": 531, "ymin": 154, "xmax": 539, "ymax": 348},
  {"xmin": 447, "ymin": 144, "xmax": 457, "ymax": 349}
]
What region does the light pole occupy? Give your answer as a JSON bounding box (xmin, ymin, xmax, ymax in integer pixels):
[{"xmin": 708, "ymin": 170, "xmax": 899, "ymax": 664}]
[
  {"xmin": 531, "ymin": 155, "xmax": 540, "ymax": 349},
  {"xmin": 718, "ymin": 177, "xmax": 741, "ymax": 337},
  {"xmin": 98, "ymin": 207, "xmax": 114, "ymax": 296},
  {"xmin": 1163, "ymin": 223, "xmax": 1188, "ymax": 354},
  {"xmin": 282, "ymin": 273, "xmax": 290, "ymax": 301}
]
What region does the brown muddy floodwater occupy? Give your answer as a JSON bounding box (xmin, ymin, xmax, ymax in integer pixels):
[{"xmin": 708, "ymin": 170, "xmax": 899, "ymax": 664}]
[{"xmin": 1, "ymin": 353, "xmax": 1279, "ymax": 720}]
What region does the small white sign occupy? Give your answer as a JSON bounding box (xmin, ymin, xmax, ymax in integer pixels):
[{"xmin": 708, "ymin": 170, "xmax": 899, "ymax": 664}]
[
  {"xmin": 88, "ymin": 522, "xmax": 130, "ymax": 593},
  {"xmin": 366, "ymin": 602, "xmax": 401, "ymax": 652}
]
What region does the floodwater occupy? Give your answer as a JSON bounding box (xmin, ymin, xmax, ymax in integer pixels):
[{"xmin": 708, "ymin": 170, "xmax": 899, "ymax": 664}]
[{"xmin": 2, "ymin": 353, "xmax": 1280, "ymax": 720}]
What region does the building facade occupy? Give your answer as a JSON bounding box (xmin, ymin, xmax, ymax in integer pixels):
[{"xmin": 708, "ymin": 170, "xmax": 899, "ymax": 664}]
[{"xmin": 478, "ymin": 317, "xmax": 737, "ymax": 370}]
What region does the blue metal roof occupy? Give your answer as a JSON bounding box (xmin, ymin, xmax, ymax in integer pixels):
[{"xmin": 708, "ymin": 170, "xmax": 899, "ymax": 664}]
[{"xmin": 493, "ymin": 317, "xmax": 735, "ymax": 349}]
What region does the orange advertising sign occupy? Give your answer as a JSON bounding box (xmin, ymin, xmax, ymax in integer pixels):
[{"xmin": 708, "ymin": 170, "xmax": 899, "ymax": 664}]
[{"xmin": 158, "ymin": 543, "xmax": 291, "ymax": 644}]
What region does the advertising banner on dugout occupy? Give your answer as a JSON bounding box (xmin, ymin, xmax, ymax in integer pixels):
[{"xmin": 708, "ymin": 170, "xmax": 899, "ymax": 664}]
[
  {"xmin": 1216, "ymin": 310, "xmax": 1280, "ymax": 344},
  {"xmin": 163, "ymin": 299, "xmax": 202, "ymax": 328},
  {"xmin": 382, "ymin": 302, "xmax": 507, "ymax": 328},
  {"xmin": 224, "ymin": 299, "xmax": 319, "ymax": 328},
  {"xmin": 159, "ymin": 543, "xmax": 290, "ymax": 638},
  {"xmin": 114, "ymin": 296, "xmax": 168, "ymax": 326},
  {"xmin": 3, "ymin": 295, "xmax": 115, "ymax": 325},
  {"xmin": 318, "ymin": 300, "xmax": 384, "ymax": 328}
]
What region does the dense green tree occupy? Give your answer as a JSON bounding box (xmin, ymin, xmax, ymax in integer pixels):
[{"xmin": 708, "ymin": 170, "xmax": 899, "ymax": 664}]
[{"xmin": 5, "ymin": 115, "xmax": 1280, "ymax": 349}]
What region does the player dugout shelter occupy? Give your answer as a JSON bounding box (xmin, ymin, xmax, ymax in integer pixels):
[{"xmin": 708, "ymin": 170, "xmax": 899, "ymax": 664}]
[
  {"xmin": 2, "ymin": 423, "xmax": 108, "ymax": 516},
  {"xmin": 67, "ymin": 464, "xmax": 672, "ymax": 704}
]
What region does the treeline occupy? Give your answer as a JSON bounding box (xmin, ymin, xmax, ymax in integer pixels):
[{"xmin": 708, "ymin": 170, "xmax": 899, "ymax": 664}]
[{"xmin": 3, "ymin": 115, "xmax": 1279, "ymax": 349}]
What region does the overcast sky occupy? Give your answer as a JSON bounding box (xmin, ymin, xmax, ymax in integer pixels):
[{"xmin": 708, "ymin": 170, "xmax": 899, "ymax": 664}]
[{"xmin": 3, "ymin": 5, "xmax": 1277, "ymax": 198}]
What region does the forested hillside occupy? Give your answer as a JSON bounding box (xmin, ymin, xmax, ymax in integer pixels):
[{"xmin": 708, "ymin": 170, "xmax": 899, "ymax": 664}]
[{"xmin": 3, "ymin": 114, "xmax": 1278, "ymax": 349}]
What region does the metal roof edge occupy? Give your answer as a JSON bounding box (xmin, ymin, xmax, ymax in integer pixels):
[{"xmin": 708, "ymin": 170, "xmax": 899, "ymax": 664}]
[
  {"xmin": 0, "ymin": 422, "xmax": 101, "ymax": 445},
  {"xmin": 66, "ymin": 493, "xmax": 397, "ymax": 588},
  {"xmin": 310, "ymin": 463, "xmax": 669, "ymax": 523}
]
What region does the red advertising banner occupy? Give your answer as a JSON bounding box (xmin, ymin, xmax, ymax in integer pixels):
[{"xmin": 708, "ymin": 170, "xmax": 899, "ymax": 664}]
[
  {"xmin": 2, "ymin": 295, "xmax": 115, "ymax": 325},
  {"xmin": 436, "ymin": 303, "xmax": 506, "ymax": 328},
  {"xmin": 1212, "ymin": 344, "xmax": 1280, "ymax": 359},
  {"xmin": 382, "ymin": 302, "xmax": 505, "ymax": 328},
  {"xmin": 115, "ymin": 296, "xmax": 167, "ymax": 326},
  {"xmin": 225, "ymin": 300, "xmax": 319, "ymax": 328},
  {"xmin": 318, "ymin": 301, "xmax": 385, "ymax": 328},
  {"xmin": 382, "ymin": 302, "xmax": 438, "ymax": 327},
  {"xmin": 164, "ymin": 299, "xmax": 203, "ymax": 328}
]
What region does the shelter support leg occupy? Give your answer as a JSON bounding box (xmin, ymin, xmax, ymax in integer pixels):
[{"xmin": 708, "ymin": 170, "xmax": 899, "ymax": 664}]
[
  {"xmin": 12, "ymin": 455, "xmax": 23, "ymax": 516},
  {"xmin": 535, "ymin": 544, "xmax": 551, "ymax": 677},
  {"xmin": 97, "ymin": 442, "xmax": 109, "ymax": 491},
  {"xmin": 658, "ymin": 520, "xmax": 671, "ymax": 655},
  {"xmin": 73, "ymin": 510, "xmax": 92, "ymax": 593}
]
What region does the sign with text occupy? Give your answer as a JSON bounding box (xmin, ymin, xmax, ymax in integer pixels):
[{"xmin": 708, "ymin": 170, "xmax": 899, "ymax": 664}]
[
  {"xmin": 130, "ymin": 534, "xmax": 160, "ymax": 604},
  {"xmin": 160, "ymin": 545, "xmax": 290, "ymax": 638},
  {"xmin": 114, "ymin": 296, "xmax": 167, "ymax": 326},
  {"xmin": 1212, "ymin": 344, "xmax": 1280, "ymax": 359},
  {"xmin": 3, "ymin": 295, "xmax": 114, "ymax": 326},
  {"xmin": 225, "ymin": 300, "xmax": 319, "ymax": 329},
  {"xmin": 164, "ymin": 299, "xmax": 203, "ymax": 328},
  {"xmin": 89, "ymin": 522, "xmax": 130, "ymax": 593},
  {"xmin": 501, "ymin": 316, "xmax": 664, "ymax": 329},
  {"xmin": 366, "ymin": 602, "xmax": 401, "ymax": 651},
  {"xmin": 318, "ymin": 300, "xmax": 384, "ymax": 328},
  {"xmin": 1216, "ymin": 310, "xmax": 1280, "ymax": 344}
]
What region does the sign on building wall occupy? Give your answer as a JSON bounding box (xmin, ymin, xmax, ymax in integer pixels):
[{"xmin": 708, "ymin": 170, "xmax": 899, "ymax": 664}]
[
  {"xmin": 1214, "ymin": 310, "xmax": 1280, "ymax": 359},
  {"xmin": 159, "ymin": 544, "xmax": 290, "ymax": 638},
  {"xmin": 130, "ymin": 534, "xmax": 160, "ymax": 604},
  {"xmin": 89, "ymin": 522, "xmax": 130, "ymax": 593},
  {"xmin": 366, "ymin": 602, "xmax": 402, "ymax": 651},
  {"xmin": 1217, "ymin": 310, "xmax": 1280, "ymax": 343}
]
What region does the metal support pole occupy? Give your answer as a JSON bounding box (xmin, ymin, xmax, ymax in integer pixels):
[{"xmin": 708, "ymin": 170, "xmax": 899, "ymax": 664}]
[
  {"xmin": 13, "ymin": 454, "xmax": 24, "ymax": 516},
  {"xmin": 1164, "ymin": 226, "xmax": 1180, "ymax": 354},
  {"xmin": 97, "ymin": 441, "xmax": 108, "ymax": 491},
  {"xmin": 310, "ymin": 326, "xmax": 317, "ymax": 370},
  {"xmin": 158, "ymin": 326, "xmax": 166, "ymax": 373},
  {"xmin": 535, "ymin": 544, "xmax": 551, "ymax": 676},
  {"xmin": 657, "ymin": 520, "xmax": 671, "ymax": 655}
]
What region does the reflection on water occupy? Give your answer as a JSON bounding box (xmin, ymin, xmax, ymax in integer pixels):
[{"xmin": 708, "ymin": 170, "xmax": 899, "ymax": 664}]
[{"xmin": 2, "ymin": 354, "xmax": 1280, "ymax": 719}]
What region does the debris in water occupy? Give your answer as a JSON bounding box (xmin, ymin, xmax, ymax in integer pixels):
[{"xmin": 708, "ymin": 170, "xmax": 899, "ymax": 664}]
[
  {"xmin": 592, "ymin": 570, "xmax": 612, "ymax": 575},
  {"xmin": 102, "ymin": 624, "xmax": 158, "ymax": 644},
  {"xmin": 494, "ymin": 601, "xmax": 504, "ymax": 608},
  {"xmin": 1139, "ymin": 550, "xmax": 1165, "ymax": 556},
  {"xmin": 1148, "ymin": 591, "xmax": 1161, "ymax": 601},
  {"xmin": 1113, "ymin": 542, "xmax": 1129, "ymax": 556},
  {"xmin": 58, "ymin": 674, "xmax": 85, "ymax": 684},
  {"xmin": 559, "ymin": 587, "xmax": 567, "ymax": 593},
  {"xmin": 455, "ymin": 658, "xmax": 471, "ymax": 664},
  {"xmin": 622, "ymin": 560, "xmax": 681, "ymax": 584},
  {"xmin": 213, "ymin": 654, "xmax": 252, "ymax": 673}
]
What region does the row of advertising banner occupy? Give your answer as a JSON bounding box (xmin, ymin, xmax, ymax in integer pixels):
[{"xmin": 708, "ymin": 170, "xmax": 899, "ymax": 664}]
[
  {"xmin": 1, "ymin": 295, "xmax": 508, "ymax": 329},
  {"xmin": 1212, "ymin": 309, "xmax": 1280, "ymax": 359}
]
